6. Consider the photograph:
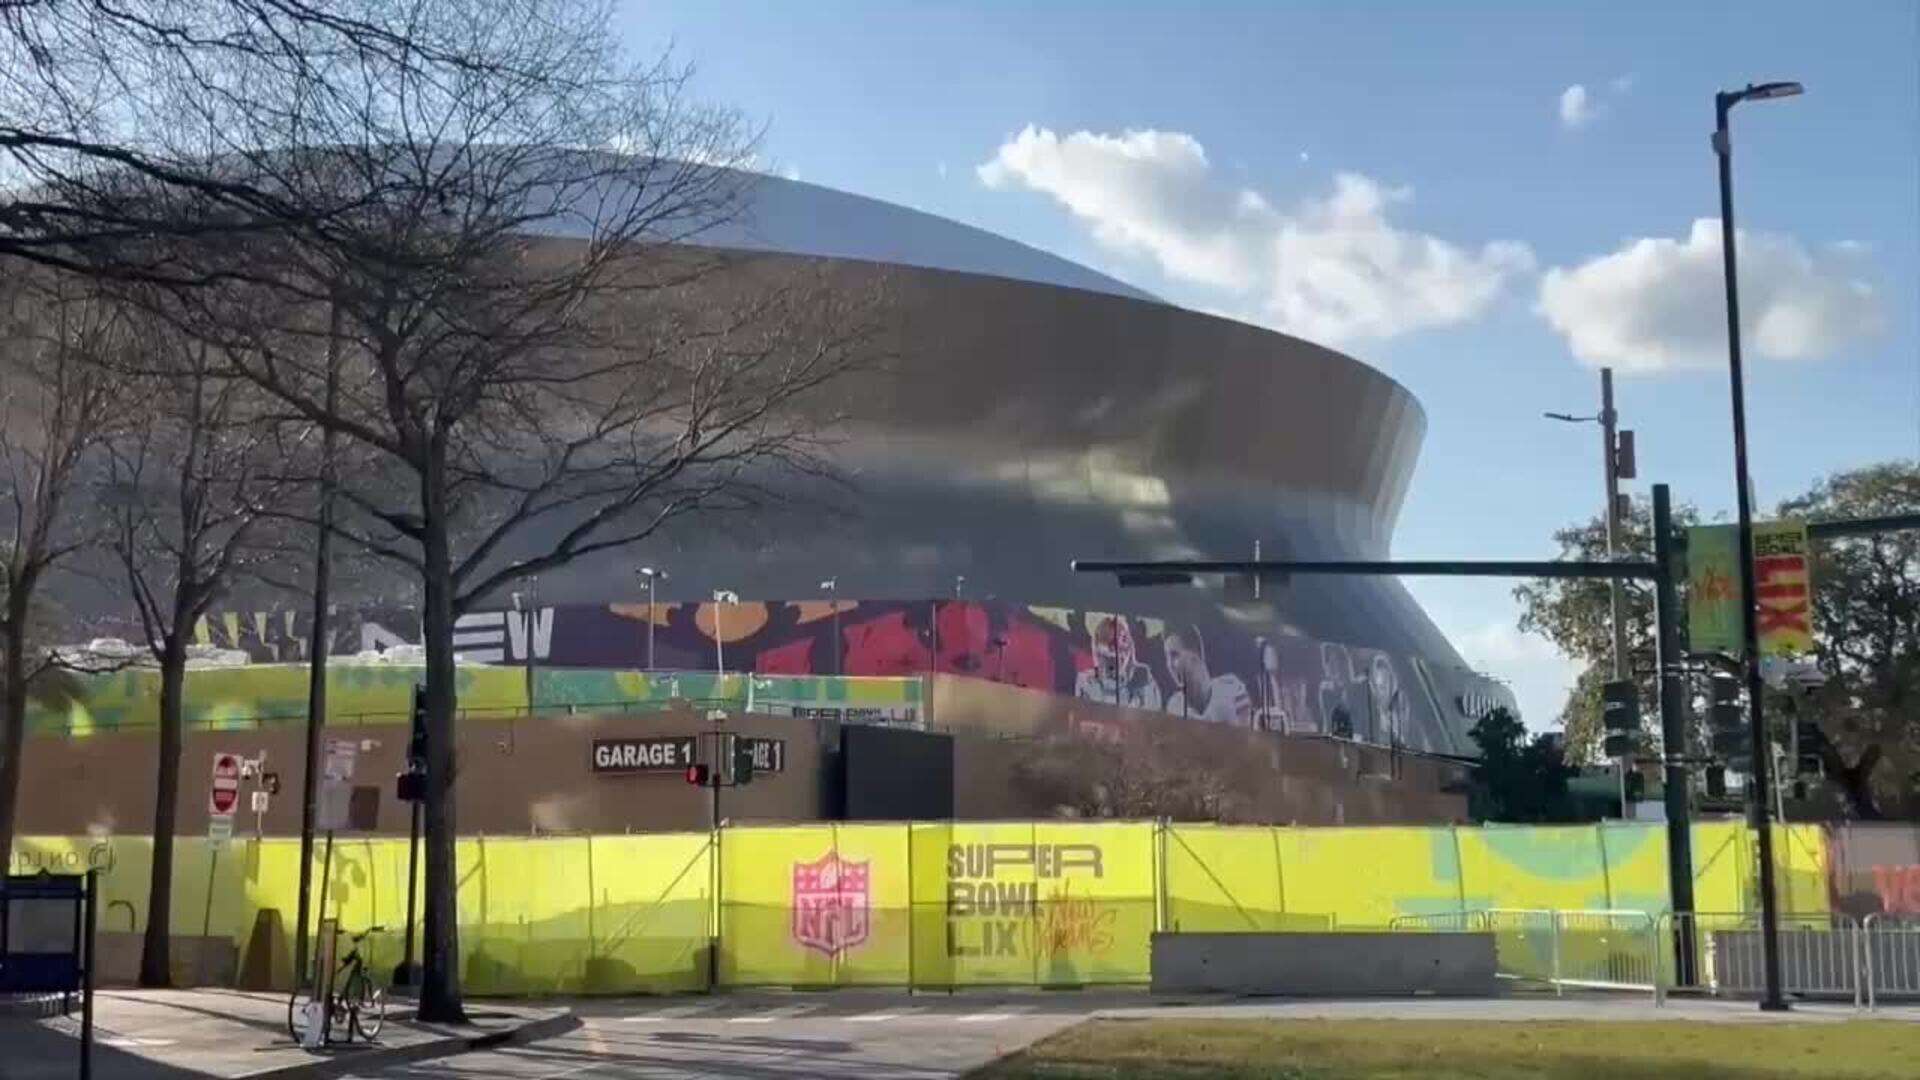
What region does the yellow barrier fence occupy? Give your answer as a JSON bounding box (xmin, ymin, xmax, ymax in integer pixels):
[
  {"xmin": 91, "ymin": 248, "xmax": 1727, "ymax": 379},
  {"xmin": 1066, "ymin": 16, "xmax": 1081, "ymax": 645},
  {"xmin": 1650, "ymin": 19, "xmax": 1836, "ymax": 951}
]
[{"xmin": 9, "ymin": 821, "xmax": 1829, "ymax": 994}]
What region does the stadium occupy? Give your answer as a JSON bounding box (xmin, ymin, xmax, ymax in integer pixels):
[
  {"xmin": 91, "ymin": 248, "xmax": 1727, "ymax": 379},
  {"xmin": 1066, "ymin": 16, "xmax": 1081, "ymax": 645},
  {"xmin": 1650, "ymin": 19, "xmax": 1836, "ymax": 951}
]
[
  {"xmin": 23, "ymin": 168, "xmax": 1516, "ymax": 835},
  {"xmin": 460, "ymin": 168, "xmax": 1521, "ymax": 754}
]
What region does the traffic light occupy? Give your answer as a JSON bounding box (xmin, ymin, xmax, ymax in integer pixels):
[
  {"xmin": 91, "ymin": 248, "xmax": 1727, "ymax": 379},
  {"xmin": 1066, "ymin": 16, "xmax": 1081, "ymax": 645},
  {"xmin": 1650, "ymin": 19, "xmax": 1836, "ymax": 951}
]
[
  {"xmin": 1601, "ymin": 680, "xmax": 1639, "ymax": 759},
  {"xmin": 397, "ymin": 682, "xmax": 429, "ymax": 802},
  {"xmin": 408, "ymin": 682, "xmax": 429, "ymax": 766},
  {"xmin": 733, "ymin": 737, "xmax": 756, "ymax": 786},
  {"xmin": 685, "ymin": 764, "xmax": 710, "ymax": 786},
  {"xmin": 1793, "ymin": 719, "xmax": 1825, "ymax": 777},
  {"xmin": 1709, "ymin": 673, "xmax": 1746, "ymax": 761}
]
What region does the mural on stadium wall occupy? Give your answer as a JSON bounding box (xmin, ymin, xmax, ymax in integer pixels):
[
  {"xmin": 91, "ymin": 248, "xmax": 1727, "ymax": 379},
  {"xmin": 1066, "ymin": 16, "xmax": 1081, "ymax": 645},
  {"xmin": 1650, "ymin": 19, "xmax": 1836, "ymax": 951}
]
[
  {"xmin": 166, "ymin": 598, "xmax": 1507, "ymax": 756},
  {"xmin": 1826, "ymin": 823, "xmax": 1920, "ymax": 918}
]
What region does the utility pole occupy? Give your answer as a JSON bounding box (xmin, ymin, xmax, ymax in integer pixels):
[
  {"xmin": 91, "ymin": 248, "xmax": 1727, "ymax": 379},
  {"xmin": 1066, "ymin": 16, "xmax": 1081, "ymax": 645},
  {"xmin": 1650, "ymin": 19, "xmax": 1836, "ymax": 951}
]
[
  {"xmin": 1600, "ymin": 369, "xmax": 1630, "ymax": 684},
  {"xmin": 1549, "ymin": 367, "xmax": 1636, "ymax": 817}
]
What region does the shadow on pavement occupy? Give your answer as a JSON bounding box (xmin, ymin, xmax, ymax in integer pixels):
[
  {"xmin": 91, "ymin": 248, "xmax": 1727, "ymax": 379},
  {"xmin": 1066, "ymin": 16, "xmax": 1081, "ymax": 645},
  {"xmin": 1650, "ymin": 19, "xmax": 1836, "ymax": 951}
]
[
  {"xmin": 379, "ymin": 1027, "xmax": 955, "ymax": 1080},
  {"xmin": 105, "ymin": 992, "xmax": 293, "ymax": 1043},
  {"xmin": 0, "ymin": 1019, "xmax": 211, "ymax": 1080},
  {"xmin": 646, "ymin": 1030, "xmax": 858, "ymax": 1054}
]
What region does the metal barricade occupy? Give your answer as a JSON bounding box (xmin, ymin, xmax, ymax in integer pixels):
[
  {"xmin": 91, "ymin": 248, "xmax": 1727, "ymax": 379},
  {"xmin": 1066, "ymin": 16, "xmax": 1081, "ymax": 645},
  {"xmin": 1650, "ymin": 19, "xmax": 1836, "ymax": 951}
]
[
  {"xmin": 1864, "ymin": 915, "xmax": 1920, "ymax": 1009},
  {"xmin": 1547, "ymin": 909, "xmax": 1661, "ymax": 998},
  {"xmin": 1387, "ymin": 911, "xmax": 1488, "ymax": 933},
  {"xmin": 1390, "ymin": 908, "xmax": 1660, "ymax": 1002},
  {"xmin": 1660, "ymin": 911, "xmax": 1864, "ymax": 1006}
]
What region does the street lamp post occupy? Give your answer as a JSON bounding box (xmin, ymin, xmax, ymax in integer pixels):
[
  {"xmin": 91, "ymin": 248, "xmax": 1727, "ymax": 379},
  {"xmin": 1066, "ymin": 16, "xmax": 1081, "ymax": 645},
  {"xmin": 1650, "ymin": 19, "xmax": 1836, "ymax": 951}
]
[
  {"xmin": 712, "ymin": 590, "xmax": 738, "ymax": 676},
  {"xmin": 1714, "ymin": 78, "xmax": 1803, "ymax": 1014},
  {"xmin": 511, "ymin": 577, "xmax": 538, "ymax": 716},
  {"xmin": 639, "ymin": 567, "xmax": 666, "ymax": 670},
  {"xmin": 1546, "ymin": 367, "xmax": 1635, "ymax": 817},
  {"xmin": 819, "ymin": 579, "xmax": 840, "ymax": 675}
]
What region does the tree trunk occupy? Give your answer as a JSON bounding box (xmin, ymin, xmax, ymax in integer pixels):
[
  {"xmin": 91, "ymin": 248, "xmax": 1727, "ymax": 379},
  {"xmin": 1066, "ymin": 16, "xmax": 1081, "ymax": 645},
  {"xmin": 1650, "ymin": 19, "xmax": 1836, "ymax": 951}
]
[
  {"xmin": 1824, "ymin": 744, "xmax": 1884, "ymax": 821},
  {"xmin": 416, "ymin": 444, "xmax": 466, "ymax": 1023},
  {"xmin": 0, "ymin": 604, "xmax": 29, "ymax": 868},
  {"xmin": 295, "ymin": 324, "xmax": 339, "ymax": 985},
  {"xmin": 139, "ymin": 634, "xmax": 189, "ymax": 987}
]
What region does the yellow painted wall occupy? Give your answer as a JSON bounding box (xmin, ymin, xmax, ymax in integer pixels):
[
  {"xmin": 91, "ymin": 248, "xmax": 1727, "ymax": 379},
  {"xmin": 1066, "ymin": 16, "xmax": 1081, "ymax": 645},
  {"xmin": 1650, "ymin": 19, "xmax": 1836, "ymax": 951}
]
[{"xmin": 9, "ymin": 821, "xmax": 1831, "ymax": 994}]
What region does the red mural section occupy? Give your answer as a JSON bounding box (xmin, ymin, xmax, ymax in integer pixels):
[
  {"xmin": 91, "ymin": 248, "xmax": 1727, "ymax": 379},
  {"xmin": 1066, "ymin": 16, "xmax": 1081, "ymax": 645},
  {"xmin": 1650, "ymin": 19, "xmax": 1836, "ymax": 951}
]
[{"xmin": 1827, "ymin": 823, "xmax": 1920, "ymax": 918}]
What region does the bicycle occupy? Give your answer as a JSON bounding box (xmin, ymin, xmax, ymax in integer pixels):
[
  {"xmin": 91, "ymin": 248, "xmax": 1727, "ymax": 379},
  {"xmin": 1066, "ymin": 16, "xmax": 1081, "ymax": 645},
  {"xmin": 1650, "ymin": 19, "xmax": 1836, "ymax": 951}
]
[{"xmin": 287, "ymin": 926, "xmax": 387, "ymax": 1044}]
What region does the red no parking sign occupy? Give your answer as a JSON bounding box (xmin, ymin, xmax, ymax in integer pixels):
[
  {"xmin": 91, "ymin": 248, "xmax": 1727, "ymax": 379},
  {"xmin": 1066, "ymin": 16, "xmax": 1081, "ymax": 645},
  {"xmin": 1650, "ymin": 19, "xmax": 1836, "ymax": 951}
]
[{"xmin": 209, "ymin": 752, "xmax": 241, "ymax": 816}]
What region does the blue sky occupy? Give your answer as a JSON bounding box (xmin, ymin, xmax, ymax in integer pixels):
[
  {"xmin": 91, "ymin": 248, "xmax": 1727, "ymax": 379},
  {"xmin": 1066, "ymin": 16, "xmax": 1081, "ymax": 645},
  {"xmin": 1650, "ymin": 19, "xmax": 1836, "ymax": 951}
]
[{"xmin": 616, "ymin": 1, "xmax": 1920, "ymax": 729}]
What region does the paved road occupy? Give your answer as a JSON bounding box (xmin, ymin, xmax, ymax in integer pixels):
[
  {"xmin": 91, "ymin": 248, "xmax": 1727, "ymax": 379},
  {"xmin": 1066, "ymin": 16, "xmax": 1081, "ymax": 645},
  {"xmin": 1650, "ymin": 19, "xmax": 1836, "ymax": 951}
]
[
  {"xmin": 338, "ymin": 991, "xmax": 1920, "ymax": 1079},
  {"xmin": 341, "ymin": 991, "xmax": 1141, "ymax": 1079}
]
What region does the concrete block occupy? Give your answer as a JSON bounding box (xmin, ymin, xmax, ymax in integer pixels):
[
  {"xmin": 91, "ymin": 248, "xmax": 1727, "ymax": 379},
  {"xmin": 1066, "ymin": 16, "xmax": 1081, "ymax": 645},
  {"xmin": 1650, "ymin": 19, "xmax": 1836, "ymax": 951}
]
[{"xmin": 1151, "ymin": 931, "xmax": 1497, "ymax": 996}]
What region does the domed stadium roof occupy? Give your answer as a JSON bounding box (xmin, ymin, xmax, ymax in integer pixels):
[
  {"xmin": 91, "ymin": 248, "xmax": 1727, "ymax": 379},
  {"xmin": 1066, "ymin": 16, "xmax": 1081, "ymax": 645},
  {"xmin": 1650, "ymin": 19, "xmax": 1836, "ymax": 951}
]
[
  {"xmin": 693, "ymin": 172, "xmax": 1158, "ymax": 303},
  {"xmin": 528, "ymin": 161, "xmax": 1158, "ymax": 303}
]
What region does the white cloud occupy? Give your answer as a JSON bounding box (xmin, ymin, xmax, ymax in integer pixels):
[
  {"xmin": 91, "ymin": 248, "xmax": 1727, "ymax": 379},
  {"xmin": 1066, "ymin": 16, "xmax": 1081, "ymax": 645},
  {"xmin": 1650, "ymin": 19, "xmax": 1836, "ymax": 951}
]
[
  {"xmin": 1559, "ymin": 84, "xmax": 1596, "ymax": 129},
  {"xmin": 937, "ymin": 160, "xmax": 948, "ymax": 179},
  {"xmin": 1538, "ymin": 219, "xmax": 1881, "ymax": 373},
  {"xmin": 1451, "ymin": 621, "xmax": 1581, "ymax": 732},
  {"xmin": 1298, "ymin": 150, "xmax": 1310, "ymax": 164},
  {"xmin": 1609, "ymin": 73, "xmax": 1636, "ymax": 94},
  {"xmin": 781, "ymin": 164, "xmax": 802, "ymax": 182},
  {"xmin": 976, "ymin": 125, "xmax": 1533, "ymax": 343}
]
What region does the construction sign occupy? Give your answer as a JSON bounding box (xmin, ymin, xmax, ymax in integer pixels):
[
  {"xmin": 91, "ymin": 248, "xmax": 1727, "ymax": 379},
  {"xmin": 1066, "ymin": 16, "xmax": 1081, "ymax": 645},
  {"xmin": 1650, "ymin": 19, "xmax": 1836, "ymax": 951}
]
[{"xmin": 1686, "ymin": 520, "xmax": 1815, "ymax": 659}]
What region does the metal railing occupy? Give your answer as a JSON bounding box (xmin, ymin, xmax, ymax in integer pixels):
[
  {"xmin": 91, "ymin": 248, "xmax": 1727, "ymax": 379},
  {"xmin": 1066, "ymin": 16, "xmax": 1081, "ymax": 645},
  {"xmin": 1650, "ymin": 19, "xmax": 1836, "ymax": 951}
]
[
  {"xmin": 1389, "ymin": 908, "xmax": 1661, "ymax": 1002},
  {"xmin": 1864, "ymin": 915, "xmax": 1920, "ymax": 1010},
  {"xmin": 1659, "ymin": 912, "xmax": 1865, "ymax": 1006}
]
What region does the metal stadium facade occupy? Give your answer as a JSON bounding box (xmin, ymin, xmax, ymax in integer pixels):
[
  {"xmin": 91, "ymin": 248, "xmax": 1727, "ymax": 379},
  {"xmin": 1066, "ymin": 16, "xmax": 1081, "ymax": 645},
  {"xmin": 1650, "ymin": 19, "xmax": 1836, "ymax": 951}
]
[{"xmin": 157, "ymin": 170, "xmax": 1519, "ymax": 759}]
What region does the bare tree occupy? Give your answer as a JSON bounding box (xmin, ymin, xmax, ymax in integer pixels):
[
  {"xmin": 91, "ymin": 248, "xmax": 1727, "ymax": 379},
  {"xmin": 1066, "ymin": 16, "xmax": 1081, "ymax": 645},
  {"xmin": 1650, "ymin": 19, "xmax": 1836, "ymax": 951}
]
[
  {"xmin": 96, "ymin": 324, "xmax": 297, "ymax": 986},
  {"xmin": 141, "ymin": 0, "xmax": 886, "ymax": 1020},
  {"xmin": 0, "ymin": 275, "xmax": 123, "ymax": 861},
  {"xmin": 1, "ymin": 0, "xmax": 519, "ymax": 280}
]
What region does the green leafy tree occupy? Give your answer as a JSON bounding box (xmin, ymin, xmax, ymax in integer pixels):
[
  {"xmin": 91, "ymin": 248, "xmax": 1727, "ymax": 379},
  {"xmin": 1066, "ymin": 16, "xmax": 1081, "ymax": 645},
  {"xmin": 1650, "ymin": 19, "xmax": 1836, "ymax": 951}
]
[
  {"xmin": 1516, "ymin": 462, "xmax": 1918, "ymax": 817},
  {"xmin": 1774, "ymin": 462, "xmax": 1920, "ymax": 819},
  {"xmin": 1513, "ymin": 499, "xmax": 1700, "ymax": 761},
  {"xmin": 1467, "ymin": 708, "xmax": 1578, "ymax": 822}
]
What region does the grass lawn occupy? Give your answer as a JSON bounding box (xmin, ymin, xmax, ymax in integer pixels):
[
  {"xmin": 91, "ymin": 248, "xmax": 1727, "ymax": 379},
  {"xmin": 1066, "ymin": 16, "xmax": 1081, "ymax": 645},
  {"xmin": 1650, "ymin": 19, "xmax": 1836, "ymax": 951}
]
[{"xmin": 971, "ymin": 1018, "xmax": 1920, "ymax": 1080}]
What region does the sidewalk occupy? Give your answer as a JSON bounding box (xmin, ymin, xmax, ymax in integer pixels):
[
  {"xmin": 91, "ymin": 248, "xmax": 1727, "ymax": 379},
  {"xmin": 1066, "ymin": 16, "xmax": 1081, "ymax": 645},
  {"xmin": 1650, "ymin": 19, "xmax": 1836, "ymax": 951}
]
[{"xmin": 0, "ymin": 990, "xmax": 575, "ymax": 1080}]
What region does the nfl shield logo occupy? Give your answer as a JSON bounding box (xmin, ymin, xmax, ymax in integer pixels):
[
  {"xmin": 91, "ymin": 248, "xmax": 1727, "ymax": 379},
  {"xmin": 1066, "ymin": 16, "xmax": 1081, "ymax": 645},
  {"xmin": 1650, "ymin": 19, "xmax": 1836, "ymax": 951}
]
[{"xmin": 791, "ymin": 852, "xmax": 871, "ymax": 956}]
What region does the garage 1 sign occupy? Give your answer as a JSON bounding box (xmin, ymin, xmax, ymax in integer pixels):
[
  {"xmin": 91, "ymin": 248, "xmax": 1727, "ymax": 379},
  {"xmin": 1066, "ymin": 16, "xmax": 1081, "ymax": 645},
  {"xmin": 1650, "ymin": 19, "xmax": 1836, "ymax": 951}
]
[{"xmin": 592, "ymin": 736, "xmax": 696, "ymax": 774}]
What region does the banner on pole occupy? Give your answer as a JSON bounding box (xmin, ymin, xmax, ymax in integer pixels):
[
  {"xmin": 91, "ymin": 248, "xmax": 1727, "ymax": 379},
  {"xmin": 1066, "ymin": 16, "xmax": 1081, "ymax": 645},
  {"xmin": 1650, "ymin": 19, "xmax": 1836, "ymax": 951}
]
[
  {"xmin": 1686, "ymin": 520, "xmax": 1816, "ymax": 660},
  {"xmin": 1752, "ymin": 520, "xmax": 1814, "ymax": 658},
  {"xmin": 1687, "ymin": 524, "xmax": 1742, "ymax": 657}
]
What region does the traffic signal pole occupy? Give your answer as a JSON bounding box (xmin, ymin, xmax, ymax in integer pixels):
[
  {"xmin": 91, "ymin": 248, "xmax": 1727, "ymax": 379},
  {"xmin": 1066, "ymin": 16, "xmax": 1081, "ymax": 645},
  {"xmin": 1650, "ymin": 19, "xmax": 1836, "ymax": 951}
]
[{"xmin": 1651, "ymin": 484, "xmax": 1697, "ymax": 985}]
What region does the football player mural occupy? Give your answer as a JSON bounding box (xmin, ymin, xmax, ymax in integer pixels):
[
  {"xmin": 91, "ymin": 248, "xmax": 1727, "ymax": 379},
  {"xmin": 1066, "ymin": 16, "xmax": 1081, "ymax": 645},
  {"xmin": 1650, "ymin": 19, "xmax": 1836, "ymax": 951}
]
[
  {"xmin": 1072, "ymin": 615, "xmax": 1162, "ymax": 712},
  {"xmin": 175, "ymin": 596, "xmax": 1499, "ymax": 756}
]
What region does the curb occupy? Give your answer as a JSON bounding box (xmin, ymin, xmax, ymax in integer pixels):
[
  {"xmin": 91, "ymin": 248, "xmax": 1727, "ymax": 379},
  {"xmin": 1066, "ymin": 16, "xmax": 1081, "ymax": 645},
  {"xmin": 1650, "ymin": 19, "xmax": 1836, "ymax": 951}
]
[{"xmin": 239, "ymin": 1009, "xmax": 580, "ymax": 1079}]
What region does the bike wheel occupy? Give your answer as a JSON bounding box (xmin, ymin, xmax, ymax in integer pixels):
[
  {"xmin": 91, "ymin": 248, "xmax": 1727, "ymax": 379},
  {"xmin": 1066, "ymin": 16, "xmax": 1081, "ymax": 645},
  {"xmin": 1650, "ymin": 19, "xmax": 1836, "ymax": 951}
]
[
  {"xmin": 287, "ymin": 989, "xmax": 320, "ymax": 1044},
  {"xmin": 350, "ymin": 978, "xmax": 386, "ymax": 1042}
]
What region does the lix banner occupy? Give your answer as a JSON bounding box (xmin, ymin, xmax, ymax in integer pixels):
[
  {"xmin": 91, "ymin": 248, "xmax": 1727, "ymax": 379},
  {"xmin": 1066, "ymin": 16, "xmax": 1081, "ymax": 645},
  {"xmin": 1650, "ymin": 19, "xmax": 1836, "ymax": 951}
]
[{"xmin": 1685, "ymin": 521, "xmax": 1815, "ymax": 659}]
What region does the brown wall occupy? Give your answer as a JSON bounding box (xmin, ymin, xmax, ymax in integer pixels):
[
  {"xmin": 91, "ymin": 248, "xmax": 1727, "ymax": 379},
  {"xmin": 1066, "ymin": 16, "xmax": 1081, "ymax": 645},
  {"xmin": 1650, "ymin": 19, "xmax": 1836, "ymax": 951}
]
[
  {"xmin": 15, "ymin": 675, "xmax": 1466, "ymax": 839},
  {"xmin": 933, "ymin": 676, "xmax": 1469, "ymax": 825},
  {"xmin": 14, "ymin": 707, "xmax": 827, "ymax": 838}
]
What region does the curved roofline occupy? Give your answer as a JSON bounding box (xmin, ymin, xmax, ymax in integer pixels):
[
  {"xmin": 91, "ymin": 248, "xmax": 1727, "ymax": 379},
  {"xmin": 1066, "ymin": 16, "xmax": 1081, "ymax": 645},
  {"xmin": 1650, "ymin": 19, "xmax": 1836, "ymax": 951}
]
[{"xmin": 652, "ymin": 166, "xmax": 1162, "ymax": 304}]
